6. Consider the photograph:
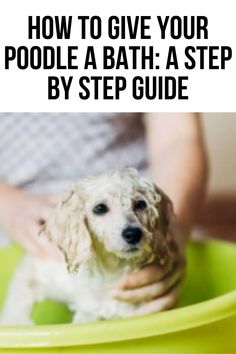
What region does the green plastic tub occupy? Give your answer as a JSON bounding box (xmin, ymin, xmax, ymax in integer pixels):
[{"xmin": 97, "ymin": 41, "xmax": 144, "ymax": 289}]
[{"xmin": 0, "ymin": 239, "xmax": 236, "ymax": 353}]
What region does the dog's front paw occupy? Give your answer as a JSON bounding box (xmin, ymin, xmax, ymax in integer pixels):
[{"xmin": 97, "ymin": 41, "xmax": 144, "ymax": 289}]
[
  {"xmin": 0, "ymin": 313, "xmax": 33, "ymax": 326},
  {"xmin": 72, "ymin": 313, "xmax": 94, "ymax": 323}
]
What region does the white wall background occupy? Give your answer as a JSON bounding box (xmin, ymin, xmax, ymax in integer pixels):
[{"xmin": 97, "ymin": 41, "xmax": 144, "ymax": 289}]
[{"xmin": 202, "ymin": 113, "xmax": 236, "ymax": 194}]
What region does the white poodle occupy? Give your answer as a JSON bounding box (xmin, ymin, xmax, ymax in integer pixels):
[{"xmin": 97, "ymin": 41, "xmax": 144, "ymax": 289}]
[{"xmin": 0, "ymin": 167, "xmax": 180, "ymax": 325}]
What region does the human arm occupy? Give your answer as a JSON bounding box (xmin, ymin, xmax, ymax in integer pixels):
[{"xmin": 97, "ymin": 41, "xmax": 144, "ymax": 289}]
[
  {"xmin": 0, "ymin": 181, "xmax": 62, "ymax": 259},
  {"xmin": 145, "ymin": 113, "xmax": 208, "ymax": 249}
]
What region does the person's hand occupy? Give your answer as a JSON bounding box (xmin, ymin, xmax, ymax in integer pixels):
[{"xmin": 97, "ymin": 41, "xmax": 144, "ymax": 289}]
[
  {"xmin": 0, "ymin": 183, "xmax": 62, "ymax": 259},
  {"xmin": 110, "ymin": 227, "xmax": 186, "ymax": 316}
]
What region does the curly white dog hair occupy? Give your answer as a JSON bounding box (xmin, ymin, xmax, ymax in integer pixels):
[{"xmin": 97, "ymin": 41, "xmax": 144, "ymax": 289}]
[{"xmin": 1, "ymin": 167, "xmax": 179, "ymax": 325}]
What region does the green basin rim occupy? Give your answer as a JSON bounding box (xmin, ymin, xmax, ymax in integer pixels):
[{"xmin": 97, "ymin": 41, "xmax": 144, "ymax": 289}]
[
  {"xmin": 0, "ymin": 289, "xmax": 236, "ymax": 348},
  {"xmin": 1, "ymin": 238, "xmax": 236, "ymax": 348}
]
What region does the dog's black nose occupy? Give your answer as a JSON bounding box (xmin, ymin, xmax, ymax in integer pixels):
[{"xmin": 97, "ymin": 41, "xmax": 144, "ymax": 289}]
[{"xmin": 122, "ymin": 226, "xmax": 143, "ymax": 245}]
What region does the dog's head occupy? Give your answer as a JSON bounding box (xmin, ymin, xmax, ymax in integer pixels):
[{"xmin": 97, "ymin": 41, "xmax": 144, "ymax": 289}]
[{"xmin": 42, "ymin": 167, "xmax": 178, "ymax": 272}]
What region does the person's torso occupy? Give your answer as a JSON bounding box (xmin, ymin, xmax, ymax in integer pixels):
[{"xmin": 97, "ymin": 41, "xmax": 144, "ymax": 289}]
[{"xmin": 0, "ymin": 113, "xmax": 148, "ymax": 192}]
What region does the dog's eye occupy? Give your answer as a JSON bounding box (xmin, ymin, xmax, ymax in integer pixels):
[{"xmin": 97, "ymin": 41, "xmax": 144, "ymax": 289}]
[
  {"xmin": 134, "ymin": 200, "xmax": 147, "ymax": 210},
  {"xmin": 93, "ymin": 203, "xmax": 109, "ymax": 215}
]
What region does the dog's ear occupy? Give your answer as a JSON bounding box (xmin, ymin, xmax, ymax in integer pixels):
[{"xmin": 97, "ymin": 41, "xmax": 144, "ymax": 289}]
[
  {"xmin": 140, "ymin": 180, "xmax": 174, "ymax": 235},
  {"xmin": 41, "ymin": 186, "xmax": 93, "ymax": 272},
  {"xmin": 154, "ymin": 185, "xmax": 179, "ymax": 265},
  {"xmin": 156, "ymin": 187, "xmax": 175, "ymax": 237},
  {"xmin": 138, "ymin": 179, "xmax": 178, "ymax": 265}
]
